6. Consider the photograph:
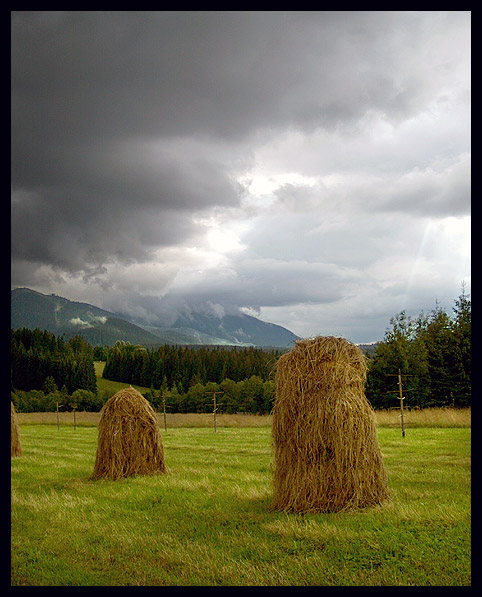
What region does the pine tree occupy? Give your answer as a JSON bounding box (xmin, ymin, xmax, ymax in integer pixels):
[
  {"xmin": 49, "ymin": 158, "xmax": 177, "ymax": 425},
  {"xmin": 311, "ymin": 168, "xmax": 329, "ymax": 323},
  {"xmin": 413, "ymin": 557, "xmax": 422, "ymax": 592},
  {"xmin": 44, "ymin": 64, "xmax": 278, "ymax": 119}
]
[
  {"xmin": 452, "ymin": 287, "xmax": 471, "ymax": 406},
  {"xmin": 418, "ymin": 306, "xmax": 463, "ymax": 407}
]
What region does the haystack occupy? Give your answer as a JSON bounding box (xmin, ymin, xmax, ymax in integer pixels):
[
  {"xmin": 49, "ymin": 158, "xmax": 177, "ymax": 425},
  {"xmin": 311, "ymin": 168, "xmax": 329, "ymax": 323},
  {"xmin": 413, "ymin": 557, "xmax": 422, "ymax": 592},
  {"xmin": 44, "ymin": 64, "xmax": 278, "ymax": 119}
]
[
  {"xmin": 272, "ymin": 336, "xmax": 389, "ymax": 513},
  {"xmin": 11, "ymin": 402, "xmax": 22, "ymax": 457},
  {"xmin": 90, "ymin": 387, "xmax": 167, "ymax": 480}
]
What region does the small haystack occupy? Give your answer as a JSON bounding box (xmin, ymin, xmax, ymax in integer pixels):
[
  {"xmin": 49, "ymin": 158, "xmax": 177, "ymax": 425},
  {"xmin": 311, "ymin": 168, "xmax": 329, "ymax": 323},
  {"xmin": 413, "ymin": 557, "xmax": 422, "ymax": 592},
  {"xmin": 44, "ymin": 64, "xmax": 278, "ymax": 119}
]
[
  {"xmin": 11, "ymin": 402, "xmax": 22, "ymax": 457},
  {"xmin": 90, "ymin": 386, "xmax": 167, "ymax": 480},
  {"xmin": 272, "ymin": 336, "xmax": 389, "ymax": 513}
]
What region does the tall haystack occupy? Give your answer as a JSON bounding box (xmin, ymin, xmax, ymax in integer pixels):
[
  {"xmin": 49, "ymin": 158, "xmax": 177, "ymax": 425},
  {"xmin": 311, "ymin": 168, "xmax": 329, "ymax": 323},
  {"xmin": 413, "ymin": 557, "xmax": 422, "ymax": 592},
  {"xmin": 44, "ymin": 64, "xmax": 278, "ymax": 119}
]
[
  {"xmin": 90, "ymin": 386, "xmax": 167, "ymax": 480},
  {"xmin": 272, "ymin": 336, "xmax": 389, "ymax": 513},
  {"xmin": 11, "ymin": 402, "xmax": 22, "ymax": 457}
]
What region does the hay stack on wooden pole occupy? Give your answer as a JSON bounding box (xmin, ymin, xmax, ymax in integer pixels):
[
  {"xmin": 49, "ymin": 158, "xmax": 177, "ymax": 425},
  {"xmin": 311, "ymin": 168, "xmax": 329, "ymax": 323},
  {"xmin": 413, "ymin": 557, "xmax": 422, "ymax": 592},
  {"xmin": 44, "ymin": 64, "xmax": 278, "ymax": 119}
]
[
  {"xmin": 11, "ymin": 402, "xmax": 22, "ymax": 457},
  {"xmin": 90, "ymin": 386, "xmax": 167, "ymax": 480},
  {"xmin": 272, "ymin": 336, "xmax": 389, "ymax": 513}
]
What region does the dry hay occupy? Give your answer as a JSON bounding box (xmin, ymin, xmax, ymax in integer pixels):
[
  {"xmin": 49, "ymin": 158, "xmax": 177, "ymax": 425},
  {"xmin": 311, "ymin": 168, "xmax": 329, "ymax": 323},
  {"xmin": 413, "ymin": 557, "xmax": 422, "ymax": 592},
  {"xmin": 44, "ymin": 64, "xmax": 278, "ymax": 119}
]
[
  {"xmin": 272, "ymin": 336, "xmax": 390, "ymax": 513},
  {"xmin": 90, "ymin": 386, "xmax": 167, "ymax": 480},
  {"xmin": 11, "ymin": 402, "xmax": 22, "ymax": 457}
]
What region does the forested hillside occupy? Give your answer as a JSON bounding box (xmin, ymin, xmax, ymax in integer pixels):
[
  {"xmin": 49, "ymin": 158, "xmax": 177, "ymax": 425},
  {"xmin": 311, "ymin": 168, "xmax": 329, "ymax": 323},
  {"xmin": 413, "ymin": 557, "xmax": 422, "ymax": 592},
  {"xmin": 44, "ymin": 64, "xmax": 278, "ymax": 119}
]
[
  {"xmin": 11, "ymin": 291, "xmax": 470, "ymax": 414},
  {"xmin": 102, "ymin": 342, "xmax": 282, "ymax": 393},
  {"xmin": 11, "ymin": 328, "xmax": 97, "ymax": 394}
]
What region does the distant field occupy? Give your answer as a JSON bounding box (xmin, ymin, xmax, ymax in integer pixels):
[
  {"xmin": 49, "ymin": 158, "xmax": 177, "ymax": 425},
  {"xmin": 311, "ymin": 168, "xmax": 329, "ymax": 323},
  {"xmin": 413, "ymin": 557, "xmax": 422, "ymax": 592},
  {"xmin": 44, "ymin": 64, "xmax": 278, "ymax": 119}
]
[
  {"xmin": 16, "ymin": 411, "xmax": 272, "ymax": 428},
  {"xmin": 16, "ymin": 407, "xmax": 471, "ymax": 430},
  {"xmin": 94, "ymin": 361, "xmax": 151, "ymax": 396},
  {"xmin": 374, "ymin": 406, "xmax": 471, "ymax": 428},
  {"xmin": 11, "ymin": 425, "xmax": 470, "ymax": 585}
]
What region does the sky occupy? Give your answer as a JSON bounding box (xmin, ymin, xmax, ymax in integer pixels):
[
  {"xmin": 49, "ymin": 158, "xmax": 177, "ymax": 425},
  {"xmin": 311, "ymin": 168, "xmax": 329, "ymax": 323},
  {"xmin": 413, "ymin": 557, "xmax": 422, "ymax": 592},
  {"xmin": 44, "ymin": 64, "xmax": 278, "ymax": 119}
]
[{"xmin": 11, "ymin": 11, "xmax": 471, "ymax": 343}]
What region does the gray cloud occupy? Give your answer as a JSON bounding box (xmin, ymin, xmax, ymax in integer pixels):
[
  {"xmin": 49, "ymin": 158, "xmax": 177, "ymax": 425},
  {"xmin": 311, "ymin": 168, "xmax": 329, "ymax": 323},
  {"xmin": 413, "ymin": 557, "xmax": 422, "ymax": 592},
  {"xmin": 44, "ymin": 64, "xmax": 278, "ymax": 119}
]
[
  {"xmin": 12, "ymin": 11, "xmax": 441, "ymax": 143},
  {"xmin": 11, "ymin": 11, "xmax": 471, "ymax": 342},
  {"xmin": 172, "ymin": 259, "xmax": 356, "ymax": 309}
]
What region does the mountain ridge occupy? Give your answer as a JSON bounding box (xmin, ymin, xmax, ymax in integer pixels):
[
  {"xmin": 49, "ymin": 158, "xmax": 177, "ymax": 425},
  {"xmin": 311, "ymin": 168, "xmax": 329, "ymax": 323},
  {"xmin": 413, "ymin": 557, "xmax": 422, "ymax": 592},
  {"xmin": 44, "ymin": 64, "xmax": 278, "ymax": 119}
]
[{"xmin": 11, "ymin": 287, "xmax": 300, "ymax": 348}]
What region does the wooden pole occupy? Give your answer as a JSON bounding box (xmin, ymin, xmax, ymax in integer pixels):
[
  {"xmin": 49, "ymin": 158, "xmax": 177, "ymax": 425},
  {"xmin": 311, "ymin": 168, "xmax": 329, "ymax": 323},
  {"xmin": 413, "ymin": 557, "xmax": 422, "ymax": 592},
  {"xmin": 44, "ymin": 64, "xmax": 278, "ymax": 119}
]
[
  {"xmin": 56, "ymin": 401, "xmax": 60, "ymax": 430},
  {"xmin": 162, "ymin": 393, "xmax": 168, "ymax": 432},
  {"xmin": 213, "ymin": 391, "xmax": 217, "ymax": 433},
  {"xmin": 73, "ymin": 406, "xmax": 77, "ymax": 431},
  {"xmin": 398, "ymin": 369, "xmax": 405, "ymax": 438},
  {"xmin": 206, "ymin": 391, "xmax": 223, "ymax": 432}
]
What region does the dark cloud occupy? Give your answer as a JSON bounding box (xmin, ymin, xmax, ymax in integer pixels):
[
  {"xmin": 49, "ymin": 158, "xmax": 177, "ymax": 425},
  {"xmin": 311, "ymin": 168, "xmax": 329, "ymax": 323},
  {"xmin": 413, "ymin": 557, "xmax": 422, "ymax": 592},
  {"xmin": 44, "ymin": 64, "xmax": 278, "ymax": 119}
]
[
  {"xmin": 13, "ymin": 11, "xmax": 429, "ymax": 142},
  {"xmin": 11, "ymin": 11, "xmax": 470, "ymax": 342},
  {"xmin": 12, "ymin": 11, "xmax": 450, "ymax": 172}
]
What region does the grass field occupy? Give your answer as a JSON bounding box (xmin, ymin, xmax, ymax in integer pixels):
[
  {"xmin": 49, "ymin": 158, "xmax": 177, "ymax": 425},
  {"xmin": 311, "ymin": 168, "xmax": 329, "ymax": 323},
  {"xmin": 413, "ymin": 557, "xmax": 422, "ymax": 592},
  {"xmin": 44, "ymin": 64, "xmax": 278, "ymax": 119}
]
[
  {"xmin": 16, "ymin": 406, "xmax": 472, "ymax": 430},
  {"xmin": 94, "ymin": 361, "xmax": 150, "ymax": 397},
  {"xmin": 11, "ymin": 421, "xmax": 470, "ymax": 586}
]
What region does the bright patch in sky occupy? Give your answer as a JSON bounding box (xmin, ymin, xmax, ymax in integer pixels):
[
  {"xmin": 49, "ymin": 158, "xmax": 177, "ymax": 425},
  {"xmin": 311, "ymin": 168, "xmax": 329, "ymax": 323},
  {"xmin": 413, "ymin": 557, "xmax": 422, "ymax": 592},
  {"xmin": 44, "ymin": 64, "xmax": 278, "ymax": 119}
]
[
  {"xmin": 207, "ymin": 227, "xmax": 246, "ymax": 254},
  {"xmin": 246, "ymin": 172, "xmax": 319, "ymax": 197}
]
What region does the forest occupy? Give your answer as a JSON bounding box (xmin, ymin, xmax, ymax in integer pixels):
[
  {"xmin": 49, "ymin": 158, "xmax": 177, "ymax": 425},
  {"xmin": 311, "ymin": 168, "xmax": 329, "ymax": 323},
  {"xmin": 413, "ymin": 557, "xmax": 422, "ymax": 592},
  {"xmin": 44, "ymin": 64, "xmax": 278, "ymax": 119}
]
[
  {"xmin": 366, "ymin": 289, "xmax": 471, "ymax": 409},
  {"xmin": 10, "ymin": 290, "xmax": 470, "ymax": 413},
  {"xmin": 11, "ymin": 329, "xmax": 99, "ymax": 411},
  {"xmin": 102, "ymin": 343, "xmax": 281, "ymax": 392}
]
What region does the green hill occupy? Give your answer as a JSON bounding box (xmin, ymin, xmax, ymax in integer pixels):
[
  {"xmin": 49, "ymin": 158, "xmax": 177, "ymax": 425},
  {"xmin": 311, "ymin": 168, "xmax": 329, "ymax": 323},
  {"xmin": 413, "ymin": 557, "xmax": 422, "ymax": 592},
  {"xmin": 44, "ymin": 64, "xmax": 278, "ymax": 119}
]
[{"xmin": 11, "ymin": 288, "xmax": 165, "ymax": 347}]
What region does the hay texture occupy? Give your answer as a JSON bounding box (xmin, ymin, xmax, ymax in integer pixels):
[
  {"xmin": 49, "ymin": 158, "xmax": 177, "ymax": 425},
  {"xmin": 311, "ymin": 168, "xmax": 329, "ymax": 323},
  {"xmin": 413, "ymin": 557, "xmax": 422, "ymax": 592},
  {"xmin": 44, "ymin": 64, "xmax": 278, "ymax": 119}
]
[
  {"xmin": 272, "ymin": 336, "xmax": 389, "ymax": 513},
  {"xmin": 90, "ymin": 387, "xmax": 167, "ymax": 480},
  {"xmin": 11, "ymin": 402, "xmax": 22, "ymax": 457}
]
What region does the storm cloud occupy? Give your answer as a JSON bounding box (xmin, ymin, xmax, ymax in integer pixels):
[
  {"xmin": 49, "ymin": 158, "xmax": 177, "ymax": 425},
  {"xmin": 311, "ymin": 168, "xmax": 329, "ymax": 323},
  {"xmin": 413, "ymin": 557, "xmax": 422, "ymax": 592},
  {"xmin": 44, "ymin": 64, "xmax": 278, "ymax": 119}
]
[{"xmin": 11, "ymin": 11, "xmax": 470, "ymax": 342}]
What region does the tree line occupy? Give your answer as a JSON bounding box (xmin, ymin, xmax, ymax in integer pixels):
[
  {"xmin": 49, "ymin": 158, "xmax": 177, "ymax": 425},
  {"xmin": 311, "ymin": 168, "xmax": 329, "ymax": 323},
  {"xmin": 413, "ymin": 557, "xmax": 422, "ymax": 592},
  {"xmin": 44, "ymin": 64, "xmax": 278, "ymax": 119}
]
[
  {"xmin": 102, "ymin": 342, "xmax": 282, "ymax": 394},
  {"xmin": 10, "ymin": 290, "xmax": 470, "ymax": 413},
  {"xmin": 143, "ymin": 376, "xmax": 274, "ymax": 415},
  {"xmin": 365, "ymin": 289, "xmax": 471, "ymax": 409},
  {"xmin": 11, "ymin": 328, "xmax": 97, "ymax": 395}
]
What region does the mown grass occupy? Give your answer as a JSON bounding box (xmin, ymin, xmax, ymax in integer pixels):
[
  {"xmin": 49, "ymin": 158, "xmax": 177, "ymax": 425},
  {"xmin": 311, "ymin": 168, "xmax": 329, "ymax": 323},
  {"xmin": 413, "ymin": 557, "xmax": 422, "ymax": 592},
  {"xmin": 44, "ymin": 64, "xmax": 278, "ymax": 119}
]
[
  {"xmin": 11, "ymin": 423, "xmax": 470, "ymax": 586},
  {"xmin": 94, "ymin": 361, "xmax": 150, "ymax": 397},
  {"xmin": 16, "ymin": 407, "xmax": 471, "ymax": 429}
]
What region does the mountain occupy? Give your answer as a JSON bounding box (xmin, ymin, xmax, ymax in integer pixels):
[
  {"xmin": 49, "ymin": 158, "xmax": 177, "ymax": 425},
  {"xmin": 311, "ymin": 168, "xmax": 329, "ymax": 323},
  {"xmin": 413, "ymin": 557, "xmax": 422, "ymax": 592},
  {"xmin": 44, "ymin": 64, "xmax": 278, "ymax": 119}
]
[
  {"xmin": 11, "ymin": 287, "xmax": 166, "ymax": 346},
  {"xmin": 11, "ymin": 288, "xmax": 300, "ymax": 348},
  {"xmin": 357, "ymin": 341, "xmax": 380, "ymax": 356},
  {"xmin": 167, "ymin": 310, "xmax": 299, "ymax": 347}
]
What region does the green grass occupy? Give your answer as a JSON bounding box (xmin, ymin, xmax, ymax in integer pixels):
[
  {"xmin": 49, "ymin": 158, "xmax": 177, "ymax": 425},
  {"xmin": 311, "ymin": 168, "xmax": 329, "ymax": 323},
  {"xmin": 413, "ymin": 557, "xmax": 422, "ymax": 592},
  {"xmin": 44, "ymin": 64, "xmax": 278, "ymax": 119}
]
[
  {"xmin": 11, "ymin": 425, "xmax": 470, "ymax": 586},
  {"xmin": 94, "ymin": 361, "xmax": 151, "ymax": 396}
]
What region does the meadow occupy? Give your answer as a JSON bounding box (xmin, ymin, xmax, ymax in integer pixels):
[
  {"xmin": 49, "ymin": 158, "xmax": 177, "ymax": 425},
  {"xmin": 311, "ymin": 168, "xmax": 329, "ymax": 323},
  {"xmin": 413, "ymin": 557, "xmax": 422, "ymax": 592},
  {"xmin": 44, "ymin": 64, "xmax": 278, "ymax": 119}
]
[
  {"xmin": 16, "ymin": 405, "xmax": 472, "ymax": 430},
  {"xmin": 11, "ymin": 415, "xmax": 471, "ymax": 586}
]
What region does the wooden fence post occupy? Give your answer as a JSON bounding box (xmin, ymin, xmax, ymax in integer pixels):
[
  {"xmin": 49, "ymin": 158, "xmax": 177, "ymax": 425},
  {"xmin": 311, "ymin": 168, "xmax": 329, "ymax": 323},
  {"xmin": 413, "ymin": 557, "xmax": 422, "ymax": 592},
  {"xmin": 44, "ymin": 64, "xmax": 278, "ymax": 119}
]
[
  {"xmin": 207, "ymin": 391, "xmax": 223, "ymax": 433},
  {"xmin": 398, "ymin": 369, "xmax": 405, "ymax": 438},
  {"xmin": 162, "ymin": 393, "xmax": 168, "ymax": 432}
]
